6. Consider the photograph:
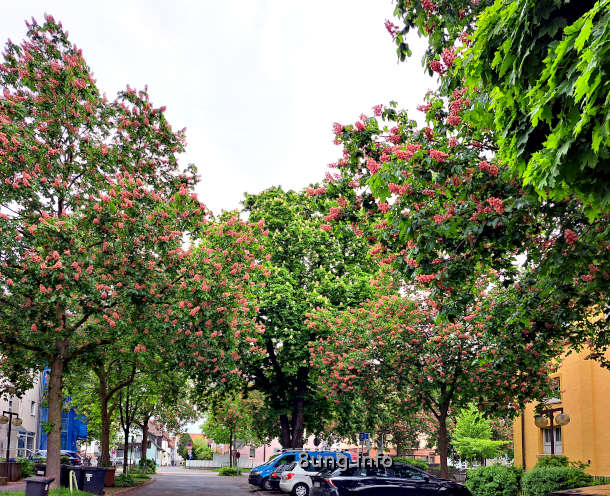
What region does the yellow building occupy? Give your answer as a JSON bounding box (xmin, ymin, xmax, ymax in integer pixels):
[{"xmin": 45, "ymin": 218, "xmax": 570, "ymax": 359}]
[{"xmin": 513, "ymin": 349, "xmax": 610, "ymax": 476}]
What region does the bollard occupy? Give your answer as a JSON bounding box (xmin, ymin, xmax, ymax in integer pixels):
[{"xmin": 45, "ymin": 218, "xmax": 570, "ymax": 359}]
[{"xmin": 25, "ymin": 476, "xmax": 54, "ymax": 496}]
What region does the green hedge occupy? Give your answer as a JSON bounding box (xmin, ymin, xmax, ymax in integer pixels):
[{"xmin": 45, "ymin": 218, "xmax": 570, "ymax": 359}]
[
  {"xmin": 522, "ymin": 466, "xmax": 595, "ymax": 496},
  {"xmin": 392, "ymin": 457, "xmax": 429, "ymax": 471},
  {"xmin": 534, "ymin": 456, "xmax": 569, "ymax": 468},
  {"xmin": 465, "ymin": 465, "xmax": 522, "ymax": 496},
  {"xmin": 17, "ymin": 458, "xmax": 35, "ymax": 479},
  {"xmin": 218, "ymin": 466, "xmax": 241, "ymax": 476}
]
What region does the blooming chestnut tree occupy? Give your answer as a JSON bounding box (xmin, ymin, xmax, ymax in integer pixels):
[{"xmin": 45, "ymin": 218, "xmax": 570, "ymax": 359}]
[
  {"xmin": 329, "ymin": 93, "xmax": 609, "ymax": 365},
  {"xmin": 0, "ymin": 16, "xmax": 211, "ymax": 484},
  {"xmin": 308, "ymin": 288, "xmax": 562, "ymax": 478}
]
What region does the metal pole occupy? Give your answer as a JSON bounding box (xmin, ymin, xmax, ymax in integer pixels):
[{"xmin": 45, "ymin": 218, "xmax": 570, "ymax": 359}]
[
  {"xmin": 3, "ymin": 411, "xmax": 18, "ymax": 461},
  {"xmin": 6, "ymin": 415, "xmax": 12, "ymax": 461},
  {"xmin": 549, "ymin": 412, "xmax": 555, "ymax": 455}
]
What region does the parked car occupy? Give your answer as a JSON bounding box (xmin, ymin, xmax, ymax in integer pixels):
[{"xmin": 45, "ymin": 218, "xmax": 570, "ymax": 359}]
[
  {"xmin": 30, "ymin": 449, "xmax": 82, "ymax": 465},
  {"xmin": 310, "ymin": 463, "xmax": 472, "ymax": 496},
  {"xmin": 279, "ymin": 461, "xmax": 321, "ymax": 496},
  {"xmin": 547, "ymin": 484, "xmax": 610, "ymax": 495},
  {"xmin": 249, "ymin": 450, "xmax": 353, "ymax": 491},
  {"xmin": 270, "ymin": 463, "xmax": 290, "ymax": 491}
]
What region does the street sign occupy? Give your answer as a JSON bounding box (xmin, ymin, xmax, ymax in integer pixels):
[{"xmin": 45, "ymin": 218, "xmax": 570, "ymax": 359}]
[{"xmin": 358, "ymin": 432, "xmax": 370, "ymax": 441}]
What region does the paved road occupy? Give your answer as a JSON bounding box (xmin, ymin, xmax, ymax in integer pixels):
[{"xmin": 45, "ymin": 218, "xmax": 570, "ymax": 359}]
[{"xmin": 128, "ymin": 472, "xmax": 263, "ymax": 496}]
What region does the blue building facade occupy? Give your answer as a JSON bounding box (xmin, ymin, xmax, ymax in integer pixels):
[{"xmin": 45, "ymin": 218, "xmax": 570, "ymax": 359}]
[{"xmin": 38, "ymin": 368, "xmax": 88, "ymax": 451}]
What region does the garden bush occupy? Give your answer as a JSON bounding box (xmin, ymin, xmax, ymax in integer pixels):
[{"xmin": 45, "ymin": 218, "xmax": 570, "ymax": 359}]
[
  {"xmin": 17, "ymin": 457, "xmax": 35, "ymax": 478},
  {"xmin": 535, "ymin": 456, "xmax": 569, "ymax": 468},
  {"xmin": 522, "ymin": 466, "xmax": 594, "ymax": 496},
  {"xmin": 392, "ymin": 457, "xmax": 429, "ymax": 471},
  {"xmin": 465, "ymin": 465, "xmax": 522, "ymax": 496},
  {"xmin": 138, "ymin": 457, "xmax": 156, "ymax": 473},
  {"xmin": 218, "ymin": 466, "xmax": 241, "ymax": 476},
  {"xmin": 114, "ymin": 473, "xmax": 137, "ymax": 487}
]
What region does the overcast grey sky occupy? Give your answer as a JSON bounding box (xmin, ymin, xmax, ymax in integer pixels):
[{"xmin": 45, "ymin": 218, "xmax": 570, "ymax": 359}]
[{"xmin": 2, "ymin": 1, "xmax": 432, "ymax": 215}]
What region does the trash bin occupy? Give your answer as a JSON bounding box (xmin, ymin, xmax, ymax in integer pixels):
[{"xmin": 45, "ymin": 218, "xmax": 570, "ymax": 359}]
[
  {"xmin": 25, "ymin": 476, "xmax": 54, "ymax": 496},
  {"xmin": 34, "ymin": 464, "xmax": 46, "ymax": 477},
  {"xmin": 81, "ymin": 466, "xmax": 106, "ymax": 495},
  {"xmin": 60, "ymin": 466, "xmax": 82, "ymax": 489}
]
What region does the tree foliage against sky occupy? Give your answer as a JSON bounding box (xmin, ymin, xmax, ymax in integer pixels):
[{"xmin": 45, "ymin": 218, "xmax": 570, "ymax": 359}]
[{"xmin": 388, "ymin": 0, "xmax": 610, "ymax": 215}]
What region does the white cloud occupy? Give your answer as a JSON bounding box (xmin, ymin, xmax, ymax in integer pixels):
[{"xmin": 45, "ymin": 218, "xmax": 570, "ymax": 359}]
[{"xmin": 1, "ymin": 0, "xmax": 433, "ymax": 214}]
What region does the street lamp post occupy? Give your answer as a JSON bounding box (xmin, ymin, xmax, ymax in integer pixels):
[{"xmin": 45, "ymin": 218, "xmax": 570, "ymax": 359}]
[
  {"xmin": 534, "ymin": 407, "xmax": 570, "ymax": 455},
  {"xmin": 0, "ymin": 411, "xmax": 23, "ymax": 461}
]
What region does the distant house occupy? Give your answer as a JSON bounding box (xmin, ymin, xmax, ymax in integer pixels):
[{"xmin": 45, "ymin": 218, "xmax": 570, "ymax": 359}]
[{"xmin": 116, "ymin": 420, "xmax": 176, "ymax": 467}]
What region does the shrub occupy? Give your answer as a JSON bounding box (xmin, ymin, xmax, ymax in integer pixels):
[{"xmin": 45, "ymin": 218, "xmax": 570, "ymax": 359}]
[
  {"xmin": 535, "ymin": 456, "xmax": 569, "ymax": 468},
  {"xmin": 392, "ymin": 457, "xmax": 429, "ymax": 471},
  {"xmin": 522, "ymin": 466, "xmax": 594, "ymax": 496},
  {"xmin": 114, "ymin": 473, "xmax": 137, "ymax": 487},
  {"xmin": 60, "ymin": 455, "xmax": 71, "ymax": 465},
  {"xmin": 17, "ymin": 457, "xmax": 35, "ymax": 478},
  {"xmin": 138, "ymin": 457, "xmax": 156, "ymax": 473},
  {"xmin": 465, "ymin": 465, "xmax": 522, "ymax": 496},
  {"xmin": 218, "ymin": 466, "xmax": 241, "ymax": 476}
]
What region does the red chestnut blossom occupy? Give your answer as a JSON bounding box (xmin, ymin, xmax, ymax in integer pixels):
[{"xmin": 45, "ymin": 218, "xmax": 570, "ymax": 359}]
[{"xmin": 429, "ymin": 149, "xmax": 449, "ymax": 162}]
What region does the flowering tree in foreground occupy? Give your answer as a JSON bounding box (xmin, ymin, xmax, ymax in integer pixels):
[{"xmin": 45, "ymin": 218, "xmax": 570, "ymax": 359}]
[
  {"xmin": 314, "ymin": 91, "xmax": 608, "ymax": 476},
  {"xmin": 388, "ymin": 0, "xmax": 610, "ymax": 215},
  {"xmin": 328, "ymin": 93, "xmax": 608, "ymax": 363},
  {"xmin": 0, "ymin": 16, "xmax": 219, "ymax": 484}
]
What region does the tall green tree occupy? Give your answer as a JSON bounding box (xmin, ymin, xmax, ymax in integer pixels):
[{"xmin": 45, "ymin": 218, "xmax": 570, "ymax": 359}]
[
  {"xmin": 231, "ymin": 187, "xmax": 378, "ymax": 448},
  {"xmin": 452, "ymin": 405, "xmax": 509, "ymax": 466}
]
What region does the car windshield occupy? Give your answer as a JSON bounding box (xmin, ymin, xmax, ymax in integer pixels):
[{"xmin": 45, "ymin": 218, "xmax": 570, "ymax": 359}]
[{"xmin": 274, "ymin": 454, "xmax": 296, "ymax": 466}]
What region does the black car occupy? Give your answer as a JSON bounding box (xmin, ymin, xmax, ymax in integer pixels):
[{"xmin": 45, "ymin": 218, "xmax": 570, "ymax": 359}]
[
  {"xmin": 310, "ymin": 463, "xmax": 472, "ymax": 496},
  {"xmin": 270, "ymin": 463, "xmax": 289, "ymax": 491}
]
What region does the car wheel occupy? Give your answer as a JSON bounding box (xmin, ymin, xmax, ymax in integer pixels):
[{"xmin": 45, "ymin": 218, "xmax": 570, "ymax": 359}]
[
  {"xmin": 292, "ymin": 483, "xmax": 309, "ymax": 496},
  {"xmin": 262, "ymin": 477, "xmax": 273, "ymax": 491}
]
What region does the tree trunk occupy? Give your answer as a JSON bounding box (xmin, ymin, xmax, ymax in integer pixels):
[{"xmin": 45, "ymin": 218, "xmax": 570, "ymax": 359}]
[
  {"xmin": 123, "ymin": 428, "xmax": 130, "ymax": 474},
  {"xmin": 46, "ymin": 354, "xmax": 64, "ymax": 488},
  {"xmin": 140, "ymin": 417, "xmax": 150, "ymax": 467},
  {"xmin": 438, "ymin": 410, "xmax": 449, "ymax": 479},
  {"xmin": 279, "ymin": 410, "xmax": 305, "ymax": 449},
  {"xmin": 99, "ymin": 395, "xmax": 111, "ymax": 466},
  {"xmin": 279, "ymin": 415, "xmax": 292, "ymax": 448},
  {"xmin": 229, "ymin": 428, "xmax": 233, "ymax": 468},
  {"xmin": 290, "ymin": 397, "xmax": 305, "ymax": 449}
]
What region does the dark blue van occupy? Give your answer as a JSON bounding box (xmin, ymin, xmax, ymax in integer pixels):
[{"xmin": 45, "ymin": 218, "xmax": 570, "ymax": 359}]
[{"xmin": 248, "ymin": 450, "xmax": 353, "ymax": 490}]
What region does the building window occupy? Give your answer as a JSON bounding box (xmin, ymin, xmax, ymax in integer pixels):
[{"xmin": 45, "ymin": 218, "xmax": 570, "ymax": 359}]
[
  {"xmin": 249, "ymin": 446, "xmax": 255, "ymax": 458},
  {"xmin": 543, "ymin": 427, "xmax": 562, "ymax": 454},
  {"xmin": 30, "ymin": 401, "xmax": 36, "ymax": 416}
]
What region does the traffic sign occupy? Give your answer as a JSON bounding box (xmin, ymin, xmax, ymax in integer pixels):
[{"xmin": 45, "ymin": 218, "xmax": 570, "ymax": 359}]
[{"xmin": 359, "ymin": 432, "xmax": 369, "ymax": 441}]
